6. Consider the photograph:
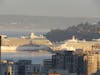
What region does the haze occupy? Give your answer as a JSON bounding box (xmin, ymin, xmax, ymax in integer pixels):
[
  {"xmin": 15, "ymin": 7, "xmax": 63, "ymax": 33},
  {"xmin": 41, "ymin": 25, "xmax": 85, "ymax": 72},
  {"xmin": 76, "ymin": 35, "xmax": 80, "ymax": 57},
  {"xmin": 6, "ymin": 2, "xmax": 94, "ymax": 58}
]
[
  {"xmin": 0, "ymin": 0, "xmax": 100, "ymax": 17},
  {"xmin": 0, "ymin": 0, "xmax": 100, "ymax": 32}
]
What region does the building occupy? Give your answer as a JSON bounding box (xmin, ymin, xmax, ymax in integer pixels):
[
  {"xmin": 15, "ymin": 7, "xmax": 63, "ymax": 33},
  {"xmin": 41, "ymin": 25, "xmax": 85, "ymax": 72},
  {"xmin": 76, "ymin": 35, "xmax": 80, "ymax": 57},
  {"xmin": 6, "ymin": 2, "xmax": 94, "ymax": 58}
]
[
  {"xmin": 48, "ymin": 69, "xmax": 72, "ymax": 75},
  {"xmin": 1, "ymin": 60, "xmax": 14, "ymax": 75},
  {"xmin": 97, "ymin": 53, "xmax": 100, "ymax": 70},
  {"xmin": 43, "ymin": 59, "xmax": 52, "ymax": 73},
  {"xmin": 12, "ymin": 60, "xmax": 42, "ymax": 75},
  {"xmin": 85, "ymin": 54, "xmax": 98, "ymax": 75},
  {"xmin": 48, "ymin": 72, "xmax": 60, "ymax": 75},
  {"xmin": 43, "ymin": 50, "xmax": 100, "ymax": 75},
  {"xmin": 52, "ymin": 51, "xmax": 75, "ymax": 70},
  {"xmin": 52, "ymin": 51, "xmax": 87, "ymax": 75}
]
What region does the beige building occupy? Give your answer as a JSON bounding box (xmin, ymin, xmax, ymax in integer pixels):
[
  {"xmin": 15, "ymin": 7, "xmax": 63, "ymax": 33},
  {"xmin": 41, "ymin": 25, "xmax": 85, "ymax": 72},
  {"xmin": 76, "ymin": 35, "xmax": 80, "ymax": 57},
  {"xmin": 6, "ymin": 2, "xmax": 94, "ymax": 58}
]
[
  {"xmin": 85, "ymin": 54, "xmax": 98, "ymax": 75},
  {"xmin": 97, "ymin": 54, "xmax": 100, "ymax": 70}
]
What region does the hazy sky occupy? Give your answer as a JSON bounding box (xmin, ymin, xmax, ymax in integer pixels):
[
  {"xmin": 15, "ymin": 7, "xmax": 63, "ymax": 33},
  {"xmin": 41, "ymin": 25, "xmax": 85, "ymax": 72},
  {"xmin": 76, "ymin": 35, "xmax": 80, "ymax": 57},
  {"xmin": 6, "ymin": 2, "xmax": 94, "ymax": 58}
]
[{"xmin": 0, "ymin": 0, "xmax": 100, "ymax": 17}]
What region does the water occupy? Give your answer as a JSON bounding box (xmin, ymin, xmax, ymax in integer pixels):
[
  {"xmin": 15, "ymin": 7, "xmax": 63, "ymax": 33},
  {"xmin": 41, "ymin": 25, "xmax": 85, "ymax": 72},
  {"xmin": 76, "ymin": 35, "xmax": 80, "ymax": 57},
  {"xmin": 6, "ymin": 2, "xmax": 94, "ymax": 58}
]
[
  {"xmin": 0, "ymin": 31, "xmax": 52, "ymax": 64},
  {"xmin": 0, "ymin": 31, "xmax": 45, "ymax": 37},
  {"xmin": 1, "ymin": 51, "xmax": 52, "ymax": 64}
]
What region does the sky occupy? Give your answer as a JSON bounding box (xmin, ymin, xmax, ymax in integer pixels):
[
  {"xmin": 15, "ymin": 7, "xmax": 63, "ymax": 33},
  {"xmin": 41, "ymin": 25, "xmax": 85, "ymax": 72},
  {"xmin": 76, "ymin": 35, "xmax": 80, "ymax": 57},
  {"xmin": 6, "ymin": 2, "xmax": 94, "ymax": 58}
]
[{"xmin": 0, "ymin": 0, "xmax": 100, "ymax": 17}]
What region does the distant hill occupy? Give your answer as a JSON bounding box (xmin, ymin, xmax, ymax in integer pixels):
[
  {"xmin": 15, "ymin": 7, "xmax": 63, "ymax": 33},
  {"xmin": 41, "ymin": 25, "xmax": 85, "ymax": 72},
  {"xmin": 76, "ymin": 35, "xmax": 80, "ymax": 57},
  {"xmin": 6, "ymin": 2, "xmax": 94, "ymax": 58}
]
[
  {"xmin": 0, "ymin": 15, "xmax": 100, "ymax": 32},
  {"xmin": 45, "ymin": 22, "xmax": 100, "ymax": 42}
]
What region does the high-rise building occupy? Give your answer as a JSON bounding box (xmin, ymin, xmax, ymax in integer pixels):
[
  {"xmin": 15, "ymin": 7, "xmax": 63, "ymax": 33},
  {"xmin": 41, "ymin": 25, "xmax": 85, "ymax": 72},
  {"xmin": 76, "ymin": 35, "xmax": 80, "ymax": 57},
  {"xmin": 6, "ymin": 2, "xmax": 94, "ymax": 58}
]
[
  {"xmin": 86, "ymin": 54, "xmax": 98, "ymax": 75},
  {"xmin": 97, "ymin": 53, "xmax": 100, "ymax": 70},
  {"xmin": 43, "ymin": 59, "xmax": 52, "ymax": 74},
  {"xmin": 45, "ymin": 50, "xmax": 100, "ymax": 75},
  {"xmin": 12, "ymin": 60, "xmax": 42, "ymax": 75}
]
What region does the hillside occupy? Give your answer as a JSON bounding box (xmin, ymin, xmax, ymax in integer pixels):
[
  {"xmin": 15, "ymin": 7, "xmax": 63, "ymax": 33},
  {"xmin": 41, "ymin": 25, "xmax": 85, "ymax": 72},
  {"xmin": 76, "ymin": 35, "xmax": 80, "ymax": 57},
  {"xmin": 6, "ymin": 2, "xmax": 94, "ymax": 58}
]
[
  {"xmin": 0, "ymin": 15, "xmax": 100, "ymax": 32},
  {"xmin": 45, "ymin": 22, "xmax": 100, "ymax": 42}
]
